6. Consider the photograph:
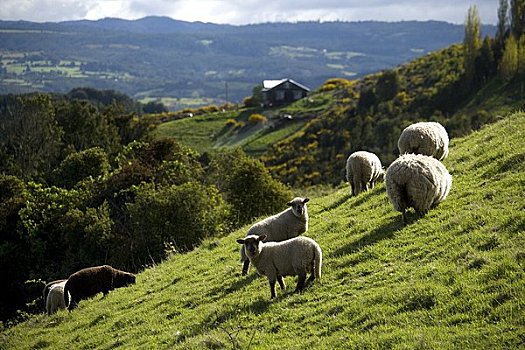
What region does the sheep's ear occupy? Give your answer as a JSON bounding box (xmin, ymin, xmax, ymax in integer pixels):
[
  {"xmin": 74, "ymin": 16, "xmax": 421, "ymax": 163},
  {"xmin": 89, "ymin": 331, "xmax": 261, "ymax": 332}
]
[
  {"xmin": 286, "ymin": 201, "xmax": 293, "ymax": 206},
  {"xmin": 236, "ymin": 239, "xmax": 245, "ymax": 244},
  {"xmin": 258, "ymin": 234, "xmax": 267, "ymax": 242},
  {"xmin": 303, "ymin": 198, "xmax": 310, "ymax": 203}
]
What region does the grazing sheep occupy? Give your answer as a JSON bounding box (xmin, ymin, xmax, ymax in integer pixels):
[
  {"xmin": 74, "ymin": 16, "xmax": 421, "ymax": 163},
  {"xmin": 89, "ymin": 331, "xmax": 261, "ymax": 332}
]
[
  {"xmin": 240, "ymin": 197, "xmax": 309, "ymax": 275},
  {"xmin": 237, "ymin": 234, "xmax": 322, "ymax": 299},
  {"xmin": 398, "ymin": 122, "xmax": 449, "ymax": 160},
  {"xmin": 346, "ymin": 151, "xmax": 385, "ymax": 196},
  {"xmin": 46, "ymin": 281, "xmax": 68, "ymax": 315},
  {"xmin": 64, "ymin": 265, "xmax": 136, "ymax": 310},
  {"xmin": 386, "ymin": 153, "xmax": 452, "ymax": 223},
  {"xmin": 43, "ymin": 278, "xmax": 67, "ymax": 310}
]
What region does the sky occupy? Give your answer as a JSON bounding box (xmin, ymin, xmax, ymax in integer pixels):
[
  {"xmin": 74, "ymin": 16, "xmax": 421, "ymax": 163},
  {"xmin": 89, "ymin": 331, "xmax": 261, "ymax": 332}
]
[{"xmin": 0, "ymin": 0, "xmax": 499, "ymax": 25}]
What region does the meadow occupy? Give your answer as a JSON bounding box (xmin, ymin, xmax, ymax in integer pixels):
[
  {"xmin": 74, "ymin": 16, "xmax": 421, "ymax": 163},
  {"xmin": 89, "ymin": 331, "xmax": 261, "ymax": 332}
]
[{"xmin": 2, "ymin": 111, "xmax": 523, "ymax": 349}]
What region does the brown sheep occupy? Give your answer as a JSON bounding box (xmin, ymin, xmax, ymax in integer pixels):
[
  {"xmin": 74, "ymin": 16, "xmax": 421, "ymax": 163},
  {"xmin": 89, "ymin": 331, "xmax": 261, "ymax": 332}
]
[{"xmin": 64, "ymin": 265, "xmax": 136, "ymax": 310}]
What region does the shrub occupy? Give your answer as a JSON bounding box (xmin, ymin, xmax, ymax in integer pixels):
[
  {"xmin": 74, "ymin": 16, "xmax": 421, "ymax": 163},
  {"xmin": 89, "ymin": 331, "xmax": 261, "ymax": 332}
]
[
  {"xmin": 50, "ymin": 147, "xmax": 110, "ymax": 189},
  {"xmin": 248, "ymin": 113, "xmax": 268, "ymax": 124},
  {"xmin": 126, "ymin": 182, "xmax": 229, "ymax": 264},
  {"xmin": 208, "ymin": 149, "xmax": 292, "ymax": 226}
]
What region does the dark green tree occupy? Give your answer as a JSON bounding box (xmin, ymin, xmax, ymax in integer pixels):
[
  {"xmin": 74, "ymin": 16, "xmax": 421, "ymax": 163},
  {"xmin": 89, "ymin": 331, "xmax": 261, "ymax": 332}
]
[
  {"xmin": 0, "ymin": 94, "xmax": 63, "ymax": 178},
  {"xmin": 375, "ymin": 70, "xmax": 400, "ymax": 101}
]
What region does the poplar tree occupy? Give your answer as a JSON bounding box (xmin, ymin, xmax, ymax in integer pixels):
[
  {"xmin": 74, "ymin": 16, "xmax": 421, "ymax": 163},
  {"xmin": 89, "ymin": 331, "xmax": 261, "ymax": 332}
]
[
  {"xmin": 496, "ymin": 0, "xmax": 509, "ymax": 44},
  {"xmin": 510, "ymin": 0, "xmax": 525, "ymax": 38},
  {"xmin": 500, "ymin": 35, "xmax": 519, "ymax": 79},
  {"xmin": 463, "ymin": 5, "xmax": 481, "ymax": 85}
]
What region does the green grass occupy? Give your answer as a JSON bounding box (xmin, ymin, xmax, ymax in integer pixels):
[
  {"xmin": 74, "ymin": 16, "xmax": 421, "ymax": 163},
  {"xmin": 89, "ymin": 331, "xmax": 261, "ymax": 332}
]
[
  {"xmin": 2, "ymin": 112, "xmax": 524, "ymax": 349},
  {"xmin": 154, "ymin": 91, "xmax": 335, "ymax": 156},
  {"xmin": 155, "ymin": 111, "xmax": 236, "ymax": 154}
]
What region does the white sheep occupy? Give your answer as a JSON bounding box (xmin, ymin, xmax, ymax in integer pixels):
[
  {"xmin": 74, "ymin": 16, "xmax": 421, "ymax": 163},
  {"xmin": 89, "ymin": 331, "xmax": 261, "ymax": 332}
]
[
  {"xmin": 346, "ymin": 151, "xmax": 385, "ymax": 196},
  {"xmin": 398, "ymin": 121, "xmax": 449, "ymax": 160},
  {"xmin": 240, "ymin": 197, "xmax": 309, "ymax": 275},
  {"xmin": 386, "ymin": 153, "xmax": 452, "ymax": 223},
  {"xmin": 46, "ymin": 281, "xmax": 69, "ymax": 315},
  {"xmin": 237, "ymin": 234, "xmax": 322, "ymax": 298}
]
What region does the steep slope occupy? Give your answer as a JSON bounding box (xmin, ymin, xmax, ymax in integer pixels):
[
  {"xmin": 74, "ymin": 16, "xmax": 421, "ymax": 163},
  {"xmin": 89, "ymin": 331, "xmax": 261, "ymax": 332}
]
[{"xmin": 2, "ymin": 112, "xmax": 524, "ymax": 349}]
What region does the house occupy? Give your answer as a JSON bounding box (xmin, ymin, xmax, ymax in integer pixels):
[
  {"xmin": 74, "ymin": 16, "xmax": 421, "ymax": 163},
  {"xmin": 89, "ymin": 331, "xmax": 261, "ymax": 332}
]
[{"xmin": 261, "ymin": 79, "xmax": 310, "ymax": 107}]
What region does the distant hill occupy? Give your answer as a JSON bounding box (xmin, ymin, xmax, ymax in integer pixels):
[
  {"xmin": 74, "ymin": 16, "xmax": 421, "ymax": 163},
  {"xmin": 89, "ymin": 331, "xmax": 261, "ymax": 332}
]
[
  {"xmin": 0, "ymin": 17, "xmax": 495, "ymax": 109},
  {"xmin": 3, "ymin": 111, "xmax": 524, "ymax": 349}
]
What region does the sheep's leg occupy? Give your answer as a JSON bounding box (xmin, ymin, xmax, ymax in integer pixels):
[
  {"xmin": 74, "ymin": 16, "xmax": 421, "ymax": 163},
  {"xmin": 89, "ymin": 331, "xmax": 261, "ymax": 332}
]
[
  {"xmin": 269, "ymin": 279, "xmax": 277, "ymax": 298},
  {"xmin": 306, "ymin": 261, "xmax": 316, "ymax": 285},
  {"xmin": 242, "ymin": 260, "xmax": 250, "ymax": 276},
  {"xmin": 277, "ymin": 275, "xmax": 286, "ymax": 290},
  {"xmin": 402, "ymin": 210, "xmax": 407, "ymax": 225},
  {"xmin": 295, "ymin": 273, "xmax": 307, "ymax": 292}
]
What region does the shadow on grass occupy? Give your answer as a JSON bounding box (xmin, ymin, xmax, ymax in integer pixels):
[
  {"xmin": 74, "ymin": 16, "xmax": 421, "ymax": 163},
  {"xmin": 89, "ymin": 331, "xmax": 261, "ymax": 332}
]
[
  {"xmin": 331, "ymin": 217, "xmax": 403, "ymax": 258},
  {"xmin": 318, "ymin": 193, "xmax": 352, "ymax": 214},
  {"xmin": 205, "ymin": 273, "xmax": 258, "ymax": 300}
]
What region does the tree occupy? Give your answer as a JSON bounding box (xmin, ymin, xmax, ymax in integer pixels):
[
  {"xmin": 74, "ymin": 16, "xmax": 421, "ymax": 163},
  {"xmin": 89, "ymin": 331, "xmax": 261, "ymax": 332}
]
[
  {"xmin": 475, "ymin": 36, "xmax": 497, "ymax": 85},
  {"xmin": 510, "ymin": 0, "xmax": 525, "ymax": 38},
  {"xmin": 375, "ymin": 70, "xmax": 400, "ymax": 101},
  {"xmin": 0, "ymin": 94, "xmax": 63, "ymax": 178},
  {"xmin": 500, "ymin": 35, "xmax": 519, "ymax": 79},
  {"xmin": 497, "ymin": 0, "xmax": 510, "ymax": 43},
  {"xmin": 463, "ymin": 5, "xmax": 482, "ymax": 86}
]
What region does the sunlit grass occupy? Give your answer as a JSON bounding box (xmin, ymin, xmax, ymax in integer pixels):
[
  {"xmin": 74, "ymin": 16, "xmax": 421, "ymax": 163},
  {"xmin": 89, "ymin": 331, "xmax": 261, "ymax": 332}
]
[{"xmin": 1, "ymin": 112, "xmax": 524, "ymax": 349}]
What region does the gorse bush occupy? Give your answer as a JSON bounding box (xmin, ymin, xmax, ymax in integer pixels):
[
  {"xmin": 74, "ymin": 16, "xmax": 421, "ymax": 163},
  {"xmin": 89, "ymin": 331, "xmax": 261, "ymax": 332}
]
[{"xmin": 248, "ymin": 113, "xmax": 268, "ymax": 124}]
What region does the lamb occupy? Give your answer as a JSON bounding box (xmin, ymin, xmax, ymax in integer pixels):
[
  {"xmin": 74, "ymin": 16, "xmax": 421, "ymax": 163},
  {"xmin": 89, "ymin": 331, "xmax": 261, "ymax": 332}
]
[
  {"xmin": 46, "ymin": 281, "xmax": 69, "ymax": 315},
  {"xmin": 64, "ymin": 265, "xmax": 136, "ymax": 310},
  {"xmin": 345, "ymin": 151, "xmax": 385, "ymax": 196},
  {"xmin": 239, "ymin": 197, "xmax": 309, "ymax": 275},
  {"xmin": 386, "ymin": 153, "xmax": 452, "ymax": 224},
  {"xmin": 398, "ymin": 121, "xmax": 449, "ymax": 160},
  {"xmin": 237, "ymin": 234, "xmax": 322, "ymax": 299}
]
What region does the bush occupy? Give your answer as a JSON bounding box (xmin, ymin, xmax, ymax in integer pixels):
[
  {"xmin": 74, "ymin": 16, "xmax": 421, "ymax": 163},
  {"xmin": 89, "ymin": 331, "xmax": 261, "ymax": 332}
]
[
  {"xmin": 50, "ymin": 147, "xmax": 110, "ymax": 189},
  {"xmin": 208, "ymin": 149, "xmax": 292, "ymax": 226},
  {"xmin": 248, "ymin": 113, "xmax": 268, "ymax": 124},
  {"xmin": 126, "ymin": 182, "xmax": 229, "ymax": 264}
]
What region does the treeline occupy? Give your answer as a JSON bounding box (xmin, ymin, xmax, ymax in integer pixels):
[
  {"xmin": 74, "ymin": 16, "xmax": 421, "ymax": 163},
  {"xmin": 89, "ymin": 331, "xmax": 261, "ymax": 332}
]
[
  {"xmin": 0, "ymin": 90, "xmax": 291, "ymax": 325},
  {"xmin": 262, "ymin": 2, "xmax": 525, "ymax": 187}
]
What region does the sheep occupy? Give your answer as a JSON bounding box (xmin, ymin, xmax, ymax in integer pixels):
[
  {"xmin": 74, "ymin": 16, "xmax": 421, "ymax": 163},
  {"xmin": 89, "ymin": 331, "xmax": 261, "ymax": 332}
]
[
  {"xmin": 43, "ymin": 278, "xmax": 67, "ymax": 310},
  {"xmin": 386, "ymin": 153, "xmax": 452, "ymax": 224},
  {"xmin": 345, "ymin": 151, "xmax": 385, "ymax": 196},
  {"xmin": 398, "ymin": 121, "xmax": 449, "ymax": 160},
  {"xmin": 239, "ymin": 197, "xmax": 309, "ymax": 275},
  {"xmin": 237, "ymin": 234, "xmax": 322, "ymax": 299},
  {"xmin": 46, "ymin": 281, "xmax": 69, "ymax": 315},
  {"xmin": 64, "ymin": 265, "xmax": 136, "ymax": 310}
]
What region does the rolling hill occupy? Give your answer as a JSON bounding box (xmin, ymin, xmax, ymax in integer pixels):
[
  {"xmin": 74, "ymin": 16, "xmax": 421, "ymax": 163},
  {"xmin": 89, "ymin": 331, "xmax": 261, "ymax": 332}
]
[
  {"xmin": 0, "ymin": 17, "xmax": 496, "ymax": 109},
  {"xmin": 2, "ymin": 111, "xmax": 523, "ymax": 349}
]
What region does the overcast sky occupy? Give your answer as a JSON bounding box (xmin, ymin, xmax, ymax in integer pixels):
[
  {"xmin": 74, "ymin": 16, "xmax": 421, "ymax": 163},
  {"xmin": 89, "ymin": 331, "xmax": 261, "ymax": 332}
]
[{"xmin": 0, "ymin": 0, "xmax": 498, "ymax": 25}]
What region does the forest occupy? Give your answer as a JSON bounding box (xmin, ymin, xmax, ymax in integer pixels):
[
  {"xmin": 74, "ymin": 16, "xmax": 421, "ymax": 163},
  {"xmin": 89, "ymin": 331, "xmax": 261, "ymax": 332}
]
[{"xmin": 0, "ymin": 89, "xmax": 294, "ymax": 325}]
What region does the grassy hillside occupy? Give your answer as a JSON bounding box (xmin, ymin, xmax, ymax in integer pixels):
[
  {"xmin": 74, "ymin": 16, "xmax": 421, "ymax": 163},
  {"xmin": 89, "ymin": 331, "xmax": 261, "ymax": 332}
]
[
  {"xmin": 2, "ymin": 112, "xmax": 524, "ymax": 349},
  {"xmin": 156, "ymin": 45, "xmax": 524, "ymax": 187}
]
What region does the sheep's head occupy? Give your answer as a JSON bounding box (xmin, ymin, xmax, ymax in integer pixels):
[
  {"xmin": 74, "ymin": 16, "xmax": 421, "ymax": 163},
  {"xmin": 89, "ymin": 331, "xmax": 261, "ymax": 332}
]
[
  {"xmin": 287, "ymin": 197, "xmax": 309, "ymax": 217},
  {"xmin": 237, "ymin": 234, "xmax": 266, "ymax": 258}
]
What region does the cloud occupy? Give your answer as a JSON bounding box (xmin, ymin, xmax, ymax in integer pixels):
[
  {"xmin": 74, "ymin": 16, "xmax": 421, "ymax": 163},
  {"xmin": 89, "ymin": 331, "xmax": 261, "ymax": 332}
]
[{"xmin": 0, "ymin": 0, "xmax": 498, "ymax": 24}]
